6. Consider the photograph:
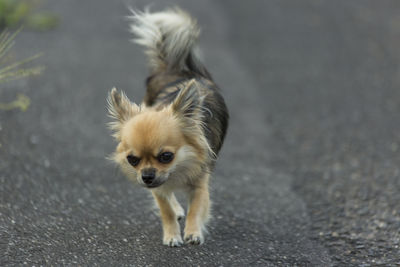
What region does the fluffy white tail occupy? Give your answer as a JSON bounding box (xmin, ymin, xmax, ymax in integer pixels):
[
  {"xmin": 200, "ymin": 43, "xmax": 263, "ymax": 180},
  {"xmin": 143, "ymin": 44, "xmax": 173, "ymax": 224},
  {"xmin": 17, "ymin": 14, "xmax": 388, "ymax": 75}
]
[{"xmin": 129, "ymin": 8, "xmax": 206, "ymax": 75}]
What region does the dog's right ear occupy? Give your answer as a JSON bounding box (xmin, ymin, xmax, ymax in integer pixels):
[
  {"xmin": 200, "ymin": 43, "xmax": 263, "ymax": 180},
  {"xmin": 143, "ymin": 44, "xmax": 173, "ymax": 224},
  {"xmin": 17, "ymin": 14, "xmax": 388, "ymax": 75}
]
[{"xmin": 107, "ymin": 88, "xmax": 139, "ymax": 138}]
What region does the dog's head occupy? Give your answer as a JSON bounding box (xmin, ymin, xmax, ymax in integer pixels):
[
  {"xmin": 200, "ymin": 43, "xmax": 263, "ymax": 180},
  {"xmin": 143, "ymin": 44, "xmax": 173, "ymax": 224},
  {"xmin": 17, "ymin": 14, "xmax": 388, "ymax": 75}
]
[{"xmin": 107, "ymin": 80, "xmax": 211, "ymax": 188}]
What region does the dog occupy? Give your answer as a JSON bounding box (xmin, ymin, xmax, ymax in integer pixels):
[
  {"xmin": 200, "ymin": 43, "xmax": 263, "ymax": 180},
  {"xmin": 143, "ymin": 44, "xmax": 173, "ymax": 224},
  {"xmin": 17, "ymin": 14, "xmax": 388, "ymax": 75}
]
[{"xmin": 107, "ymin": 8, "xmax": 229, "ymax": 246}]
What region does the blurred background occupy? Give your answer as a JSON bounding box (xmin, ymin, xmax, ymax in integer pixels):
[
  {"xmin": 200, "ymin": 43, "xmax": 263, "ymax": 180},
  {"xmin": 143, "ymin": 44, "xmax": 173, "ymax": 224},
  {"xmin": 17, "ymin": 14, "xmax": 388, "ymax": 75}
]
[{"xmin": 1, "ymin": 0, "xmax": 399, "ymax": 265}]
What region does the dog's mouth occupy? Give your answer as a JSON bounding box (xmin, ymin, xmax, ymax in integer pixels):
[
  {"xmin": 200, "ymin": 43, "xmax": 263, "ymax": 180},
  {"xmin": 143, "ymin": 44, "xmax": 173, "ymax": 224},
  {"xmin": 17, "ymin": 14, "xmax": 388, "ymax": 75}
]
[
  {"xmin": 146, "ymin": 183, "xmax": 161, "ymax": 188},
  {"xmin": 144, "ymin": 180, "xmax": 166, "ymax": 189}
]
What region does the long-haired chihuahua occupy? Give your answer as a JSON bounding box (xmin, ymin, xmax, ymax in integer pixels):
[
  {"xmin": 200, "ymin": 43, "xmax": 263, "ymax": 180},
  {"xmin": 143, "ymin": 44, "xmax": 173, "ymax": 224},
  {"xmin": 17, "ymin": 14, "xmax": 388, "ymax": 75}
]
[{"xmin": 107, "ymin": 8, "xmax": 229, "ymax": 246}]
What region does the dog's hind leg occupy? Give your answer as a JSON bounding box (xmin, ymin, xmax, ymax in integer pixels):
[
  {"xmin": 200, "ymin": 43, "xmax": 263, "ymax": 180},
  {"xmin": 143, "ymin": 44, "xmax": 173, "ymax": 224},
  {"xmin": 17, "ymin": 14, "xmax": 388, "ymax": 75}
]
[{"xmin": 170, "ymin": 193, "xmax": 185, "ymax": 221}]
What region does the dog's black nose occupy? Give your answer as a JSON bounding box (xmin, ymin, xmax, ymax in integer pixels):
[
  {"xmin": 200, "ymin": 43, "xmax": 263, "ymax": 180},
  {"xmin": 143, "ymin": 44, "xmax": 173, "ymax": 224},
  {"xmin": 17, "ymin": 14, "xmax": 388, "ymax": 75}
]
[
  {"xmin": 142, "ymin": 168, "xmax": 156, "ymax": 185},
  {"xmin": 142, "ymin": 174, "xmax": 155, "ymax": 184}
]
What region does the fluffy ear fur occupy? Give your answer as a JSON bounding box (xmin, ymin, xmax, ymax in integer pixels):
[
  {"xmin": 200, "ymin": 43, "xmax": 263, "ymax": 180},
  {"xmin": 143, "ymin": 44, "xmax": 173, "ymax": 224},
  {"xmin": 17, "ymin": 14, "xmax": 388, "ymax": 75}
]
[
  {"xmin": 107, "ymin": 88, "xmax": 139, "ymax": 139},
  {"xmin": 171, "ymin": 79, "xmax": 214, "ymax": 161},
  {"xmin": 172, "ymin": 79, "xmax": 203, "ymax": 119}
]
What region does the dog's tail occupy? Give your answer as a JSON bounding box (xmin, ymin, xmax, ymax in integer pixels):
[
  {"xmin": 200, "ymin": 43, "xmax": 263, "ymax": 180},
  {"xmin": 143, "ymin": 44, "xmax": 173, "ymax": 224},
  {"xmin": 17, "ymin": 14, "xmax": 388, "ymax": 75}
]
[{"xmin": 129, "ymin": 8, "xmax": 210, "ymax": 78}]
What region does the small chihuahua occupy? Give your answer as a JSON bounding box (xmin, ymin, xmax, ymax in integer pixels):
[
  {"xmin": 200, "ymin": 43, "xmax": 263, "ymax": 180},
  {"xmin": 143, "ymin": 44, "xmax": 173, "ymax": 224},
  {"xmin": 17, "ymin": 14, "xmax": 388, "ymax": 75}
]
[{"xmin": 107, "ymin": 8, "xmax": 228, "ymax": 246}]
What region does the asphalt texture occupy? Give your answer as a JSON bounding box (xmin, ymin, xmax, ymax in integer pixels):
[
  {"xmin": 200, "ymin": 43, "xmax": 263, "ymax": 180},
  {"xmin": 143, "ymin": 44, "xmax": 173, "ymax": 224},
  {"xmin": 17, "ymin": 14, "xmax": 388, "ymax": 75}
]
[{"xmin": 1, "ymin": 1, "xmax": 400, "ymax": 266}]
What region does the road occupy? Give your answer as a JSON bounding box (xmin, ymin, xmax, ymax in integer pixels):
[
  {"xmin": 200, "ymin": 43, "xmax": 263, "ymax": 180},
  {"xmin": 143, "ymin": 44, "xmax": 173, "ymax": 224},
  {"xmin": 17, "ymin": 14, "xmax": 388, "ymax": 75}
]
[{"xmin": 1, "ymin": 1, "xmax": 399, "ymax": 266}]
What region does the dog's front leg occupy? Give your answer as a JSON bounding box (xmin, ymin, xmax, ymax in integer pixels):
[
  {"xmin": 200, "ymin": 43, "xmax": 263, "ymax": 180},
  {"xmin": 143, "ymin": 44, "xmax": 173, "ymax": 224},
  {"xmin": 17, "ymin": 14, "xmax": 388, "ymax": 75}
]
[
  {"xmin": 152, "ymin": 191, "xmax": 183, "ymax": 247},
  {"xmin": 184, "ymin": 174, "xmax": 210, "ymax": 245}
]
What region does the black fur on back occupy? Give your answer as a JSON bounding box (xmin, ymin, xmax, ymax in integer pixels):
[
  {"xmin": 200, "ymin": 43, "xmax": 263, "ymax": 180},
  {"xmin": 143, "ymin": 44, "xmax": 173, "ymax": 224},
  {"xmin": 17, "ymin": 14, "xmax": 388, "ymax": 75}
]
[{"xmin": 145, "ymin": 69, "xmax": 229, "ymax": 157}]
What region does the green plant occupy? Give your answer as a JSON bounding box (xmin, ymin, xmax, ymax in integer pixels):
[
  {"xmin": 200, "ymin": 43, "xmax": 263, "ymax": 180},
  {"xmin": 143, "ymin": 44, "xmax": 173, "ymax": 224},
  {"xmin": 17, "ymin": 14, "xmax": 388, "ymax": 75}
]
[
  {"xmin": 0, "ymin": 0, "xmax": 58, "ymax": 30},
  {"xmin": 0, "ymin": 28, "xmax": 44, "ymax": 83},
  {"xmin": 0, "ymin": 28, "xmax": 44, "ymax": 111},
  {"xmin": 0, "ymin": 92, "xmax": 29, "ymax": 111}
]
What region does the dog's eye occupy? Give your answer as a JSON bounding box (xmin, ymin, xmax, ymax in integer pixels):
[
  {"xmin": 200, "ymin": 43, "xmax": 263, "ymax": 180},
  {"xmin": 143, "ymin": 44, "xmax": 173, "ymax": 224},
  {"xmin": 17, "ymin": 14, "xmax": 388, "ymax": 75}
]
[
  {"xmin": 158, "ymin": 152, "xmax": 174, "ymax": 164},
  {"xmin": 127, "ymin": 155, "xmax": 140, "ymax": 166}
]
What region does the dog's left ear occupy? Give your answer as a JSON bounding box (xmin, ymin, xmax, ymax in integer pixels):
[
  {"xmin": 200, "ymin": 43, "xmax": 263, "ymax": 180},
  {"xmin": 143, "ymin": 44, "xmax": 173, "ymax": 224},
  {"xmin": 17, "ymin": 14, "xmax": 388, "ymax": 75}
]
[{"xmin": 172, "ymin": 79, "xmax": 203, "ymax": 119}]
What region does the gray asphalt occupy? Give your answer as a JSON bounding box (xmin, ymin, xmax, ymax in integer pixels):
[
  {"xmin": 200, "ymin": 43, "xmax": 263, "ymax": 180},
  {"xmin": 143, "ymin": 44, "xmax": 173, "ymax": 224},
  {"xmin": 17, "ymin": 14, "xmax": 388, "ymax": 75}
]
[{"xmin": 1, "ymin": 1, "xmax": 399, "ymax": 266}]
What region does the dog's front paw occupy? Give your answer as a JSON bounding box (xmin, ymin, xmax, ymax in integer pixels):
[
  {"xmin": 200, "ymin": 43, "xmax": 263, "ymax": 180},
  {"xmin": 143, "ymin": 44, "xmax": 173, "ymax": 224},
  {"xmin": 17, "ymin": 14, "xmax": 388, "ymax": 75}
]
[
  {"xmin": 163, "ymin": 235, "xmax": 183, "ymax": 247},
  {"xmin": 184, "ymin": 232, "xmax": 204, "ymax": 245}
]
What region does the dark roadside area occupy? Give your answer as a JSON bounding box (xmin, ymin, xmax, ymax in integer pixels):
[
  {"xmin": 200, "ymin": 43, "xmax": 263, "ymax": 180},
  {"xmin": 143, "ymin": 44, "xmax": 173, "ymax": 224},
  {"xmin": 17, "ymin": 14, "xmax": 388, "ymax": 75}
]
[
  {"xmin": 224, "ymin": 1, "xmax": 400, "ymax": 265},
  {"xmin": 1, "ymin": 1, "xmax": 400, "ymax": 266}
]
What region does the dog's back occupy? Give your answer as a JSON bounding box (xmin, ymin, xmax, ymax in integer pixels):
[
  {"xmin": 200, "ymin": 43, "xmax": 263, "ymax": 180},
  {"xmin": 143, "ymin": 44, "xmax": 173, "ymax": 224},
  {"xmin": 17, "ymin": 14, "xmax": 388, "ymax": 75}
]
[{"xmin": 130, "ymin": 8, "xmax": 228, "ymax": 156}]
